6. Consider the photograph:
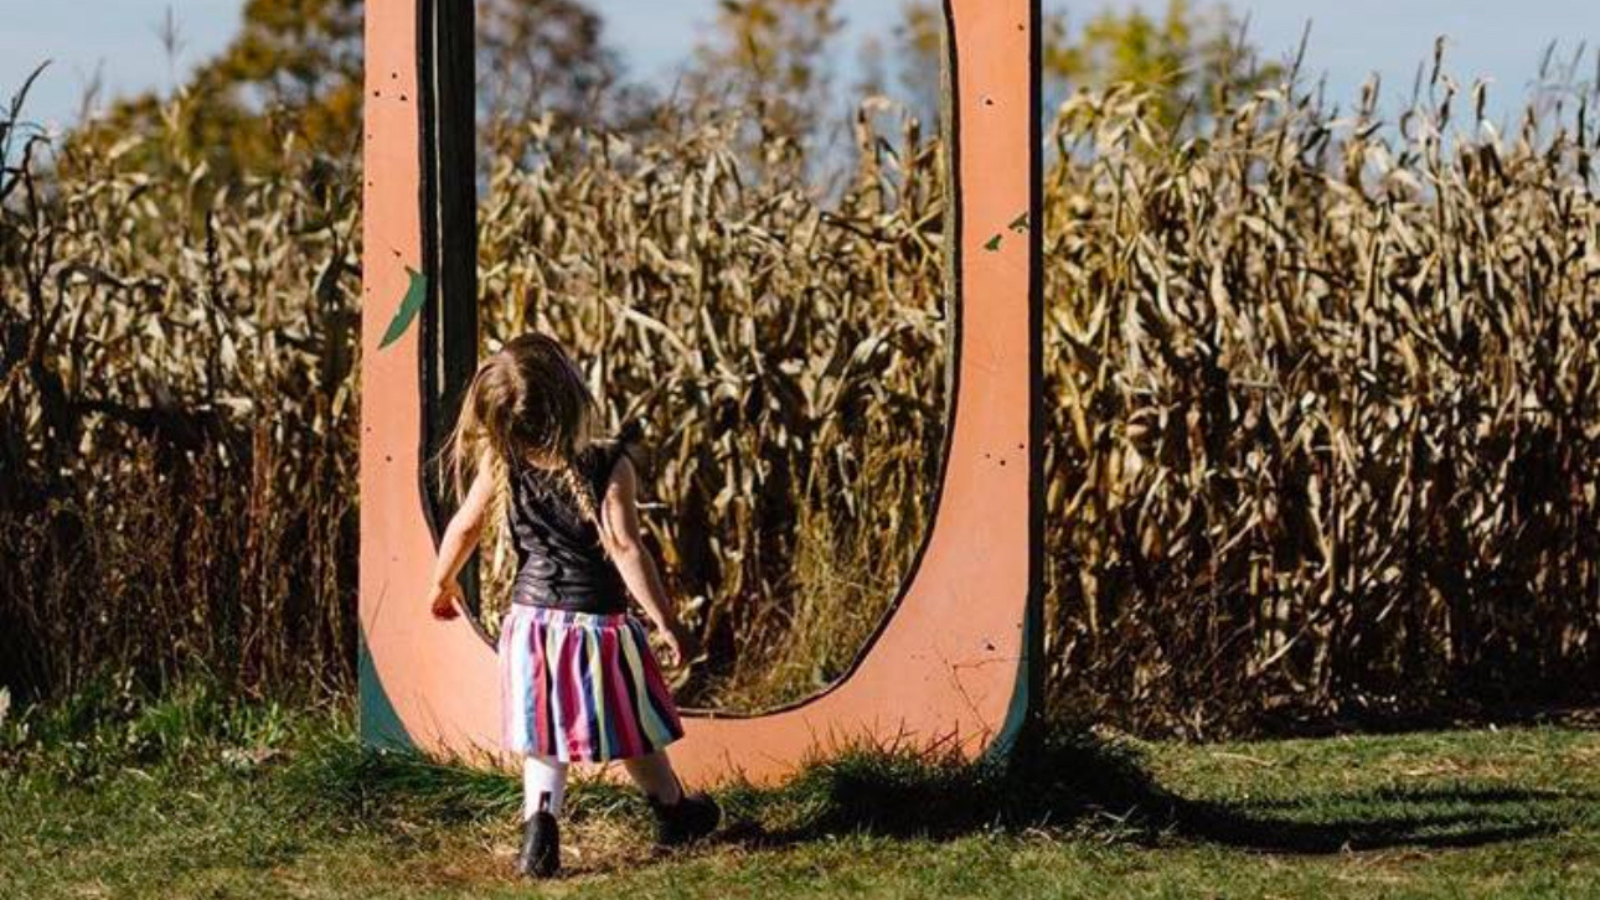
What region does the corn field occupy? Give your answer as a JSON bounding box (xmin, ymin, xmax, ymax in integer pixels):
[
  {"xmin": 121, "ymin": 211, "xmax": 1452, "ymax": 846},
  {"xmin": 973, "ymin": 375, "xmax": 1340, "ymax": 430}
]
[
  {"xmin": 472, "ymin": 108, "xmax": 947, "ymax": 707},
  {"xmin": 0, "ymin": 89, "xmax": 361, "ymax": 701},
  {"xmin": 3, "ymin": 57, "xmax": 1598, "ymax": 734},
  {"xmin": 1044, "ymin": 68, "xmax": 1600, "ymax": 734}
]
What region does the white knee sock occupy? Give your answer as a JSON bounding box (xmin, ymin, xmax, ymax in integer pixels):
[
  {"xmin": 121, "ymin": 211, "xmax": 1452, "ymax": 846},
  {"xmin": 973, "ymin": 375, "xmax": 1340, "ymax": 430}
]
[{"xmin": 523, "ymin": 755, "xmax": 569, "ymax": 820}]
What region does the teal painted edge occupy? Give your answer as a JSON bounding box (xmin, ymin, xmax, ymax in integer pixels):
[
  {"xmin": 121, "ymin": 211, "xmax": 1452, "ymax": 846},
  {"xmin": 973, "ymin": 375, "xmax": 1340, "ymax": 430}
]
[
  {"xmin": 358, "ymin": 625, "xmax": 416, "ymax": 751},
  {"xmin": 988, "ymin": 0, "xmax": 1046, "ymax": 771},
  {"xmin": 984, "ymin": 605, "xmax": 1038, "ymax": 766}
]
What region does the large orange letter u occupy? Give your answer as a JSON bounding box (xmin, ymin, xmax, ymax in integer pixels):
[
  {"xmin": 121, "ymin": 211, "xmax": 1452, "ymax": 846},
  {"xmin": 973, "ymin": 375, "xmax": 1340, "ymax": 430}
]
[{"xmin": 359, "ymin": 0, "xmax": 1043, "ymax": 786}]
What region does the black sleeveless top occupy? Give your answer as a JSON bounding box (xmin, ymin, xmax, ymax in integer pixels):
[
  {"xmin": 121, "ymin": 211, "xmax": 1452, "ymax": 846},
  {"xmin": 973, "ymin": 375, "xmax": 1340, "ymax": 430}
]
[{"xmin": 507, "ymin": 441, "xmax": 633, "ymax": 614}]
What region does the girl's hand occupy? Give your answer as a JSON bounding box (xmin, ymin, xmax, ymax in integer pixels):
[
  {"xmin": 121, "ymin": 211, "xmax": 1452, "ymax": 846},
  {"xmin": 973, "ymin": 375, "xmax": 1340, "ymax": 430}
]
[
  {"xmin": 661, "ymin": 621, "xmax": 700, "ymax": 667},
  {"xmin": 427, "ymin": 581, "xmax": 464, "ymax": 621}
]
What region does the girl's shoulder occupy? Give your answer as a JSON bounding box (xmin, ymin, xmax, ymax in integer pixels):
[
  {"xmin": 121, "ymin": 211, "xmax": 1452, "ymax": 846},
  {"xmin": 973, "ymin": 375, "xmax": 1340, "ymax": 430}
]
[{"xmin": 586, "ymin": 421, "xmax": 648, "ymax": 489}]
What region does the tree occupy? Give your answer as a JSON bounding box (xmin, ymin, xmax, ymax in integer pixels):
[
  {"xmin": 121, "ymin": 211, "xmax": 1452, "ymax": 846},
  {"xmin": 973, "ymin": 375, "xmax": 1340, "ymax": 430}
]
[
  {"xmin": 70, "ymin": 0, "xmax": 622, "ymax": 185},
  {"xmin": 890, "ymin": 0, "xmax": 1278, "ymax": 134},
  {"xmin": 688, "ymin": 0, "xmax": 845, "ymax": 143},
  {"xmin": 1042, "ymin": 0, "xmax": 1280, "ymax": 130},
  {"xmin": 890, "ymin": 1, "xmax": 944, "ymax": 124},
  {"xmin": 71, "ymin": 0, "xmax": 364, "ymax": 184},
  {"xmin": 476, "ymin": 0, "xmax": 624, "ymax": 129}
]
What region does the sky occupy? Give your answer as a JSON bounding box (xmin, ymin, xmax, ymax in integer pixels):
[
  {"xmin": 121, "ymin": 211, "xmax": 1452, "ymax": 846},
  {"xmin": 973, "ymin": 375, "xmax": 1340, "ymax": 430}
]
[{"xmin": 2, "ymin": 1, "xmax": 1597, "ymax": 133}]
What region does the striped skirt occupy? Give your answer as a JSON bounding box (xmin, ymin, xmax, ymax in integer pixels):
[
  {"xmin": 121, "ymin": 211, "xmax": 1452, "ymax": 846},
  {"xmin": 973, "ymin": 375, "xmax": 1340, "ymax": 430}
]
[{"xmin": 499, "ymin": 605, "xmax": 685, "ymax": 763}]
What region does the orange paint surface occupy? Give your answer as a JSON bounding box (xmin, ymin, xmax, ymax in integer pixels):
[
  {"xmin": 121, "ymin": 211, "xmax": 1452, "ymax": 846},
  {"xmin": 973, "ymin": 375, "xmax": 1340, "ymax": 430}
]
[{"xmin": 360, "ymin": 0, "xmax": 1040, "ymax": 787}]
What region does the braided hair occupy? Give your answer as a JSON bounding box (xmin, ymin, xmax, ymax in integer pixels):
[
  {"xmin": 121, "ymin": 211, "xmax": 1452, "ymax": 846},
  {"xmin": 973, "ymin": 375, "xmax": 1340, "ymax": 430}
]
[{"xmin": 442, "ymin": 333, "xmax": 608, "ymax": 538}]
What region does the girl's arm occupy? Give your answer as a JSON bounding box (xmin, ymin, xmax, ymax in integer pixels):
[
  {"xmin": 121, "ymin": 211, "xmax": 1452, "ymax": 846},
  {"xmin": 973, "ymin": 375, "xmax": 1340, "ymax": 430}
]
[
  {"xmin": 425, "ymin": 460, "xmax": 496, "ymax": 620},
  {"xmin": 599, "ymin": 456, "xmax": 699, "ymax": 665}
]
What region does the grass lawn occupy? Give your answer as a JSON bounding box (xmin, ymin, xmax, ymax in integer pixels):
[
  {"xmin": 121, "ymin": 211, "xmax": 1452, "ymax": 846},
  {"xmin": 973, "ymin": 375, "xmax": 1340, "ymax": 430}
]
[{"xmin": 2, "ymin": 692, "xmax": 1598, "ymax": 899}]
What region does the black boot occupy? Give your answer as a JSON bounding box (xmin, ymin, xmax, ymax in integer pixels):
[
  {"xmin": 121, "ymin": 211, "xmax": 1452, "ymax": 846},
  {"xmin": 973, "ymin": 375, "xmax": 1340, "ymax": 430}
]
[
  {"xmin": 517, "ymin": 807, "xmax": 560, "ymax": 878},
  {"xmin": 649, "ymin": 790, "xmax": 721, "ymax": 848}
]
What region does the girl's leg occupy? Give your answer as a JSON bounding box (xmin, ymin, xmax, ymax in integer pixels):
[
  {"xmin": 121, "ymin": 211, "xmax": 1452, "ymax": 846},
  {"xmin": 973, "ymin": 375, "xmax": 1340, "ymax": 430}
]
[
  {"xmin": 626, "ymin": 750, "xmax": 720, "ymax": 846},
  {"xmin": 523, "ymin": 755, "xmax": 569, "ymax": 819},
  {"xmin": 621, "ymin": 751, "xmax": 683, "ymax": 806},
  {"xmin": 519, "ymin": 755, "xmax": 566, "ymax": 878}
]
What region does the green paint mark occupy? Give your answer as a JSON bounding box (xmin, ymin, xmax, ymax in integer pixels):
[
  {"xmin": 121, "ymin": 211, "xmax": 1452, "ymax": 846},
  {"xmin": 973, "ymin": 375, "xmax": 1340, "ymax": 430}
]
[
  {"xmin": 1008, "ymin": 211, "xmax": 1031, "ymax": 233},
  {"xmin": 984, "ymin": 234, "xmax": 1003, "ymax": 252},
  {"xmin": 378, "ymin": 267, "xmax": 427, "ymax": 349},
  {"xmin": 359, "ymin": 626, "xmax": 415, "ymax": 751}
]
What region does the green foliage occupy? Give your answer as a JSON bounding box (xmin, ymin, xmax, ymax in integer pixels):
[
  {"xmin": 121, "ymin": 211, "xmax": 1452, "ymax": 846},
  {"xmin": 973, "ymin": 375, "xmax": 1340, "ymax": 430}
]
[
  {"xmin": 70, "ymin": 0, "xmax": 364, "ymax": 184},
  {"xmin": 884, "ymin": 1, "xmax": 1278, "ymax": 132},
  {"xmin": 68, "ymin": 0, "xmax": 622, "ymax": 186},
  {"xmin": 0, "ymin": 676, "xmax": 302, "ymax": 784},
  {"xmin": 1042, "ymin": 0, "xmax": 1280, "ymax": 129},
  {"xmin": 287, "ymin": 728, "xmax": 526, "ymax": 826},
  {"xmin": 4, "ymin": 694, "xmax": 1599, "ymax": 897}
]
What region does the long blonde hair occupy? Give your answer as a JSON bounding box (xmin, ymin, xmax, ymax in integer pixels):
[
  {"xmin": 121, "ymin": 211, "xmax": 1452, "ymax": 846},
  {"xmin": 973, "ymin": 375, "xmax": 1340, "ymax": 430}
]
[{"xmin": 442, "ymin": 333, "xmax": 604, "ymax": 529}]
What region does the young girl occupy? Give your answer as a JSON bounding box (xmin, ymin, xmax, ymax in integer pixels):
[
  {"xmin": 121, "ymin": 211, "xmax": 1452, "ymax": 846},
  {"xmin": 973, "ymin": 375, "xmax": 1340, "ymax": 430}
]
[{"xmin": 424, "ymin": 333, "xmax": 719, "ymax": 878}]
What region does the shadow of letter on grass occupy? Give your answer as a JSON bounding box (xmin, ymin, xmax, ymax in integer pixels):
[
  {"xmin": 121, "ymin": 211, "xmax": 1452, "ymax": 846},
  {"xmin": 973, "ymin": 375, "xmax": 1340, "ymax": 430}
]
[{"xmin": 710, "ymin": 730, "xmax": 1588, "ymax": 855}]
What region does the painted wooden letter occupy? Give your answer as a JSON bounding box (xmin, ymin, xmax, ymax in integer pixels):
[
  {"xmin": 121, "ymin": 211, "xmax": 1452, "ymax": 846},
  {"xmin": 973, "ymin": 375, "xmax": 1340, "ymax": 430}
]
[{"xmin": 359, "ymin": 0, "xmax": 1042, "ymax": 786}]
